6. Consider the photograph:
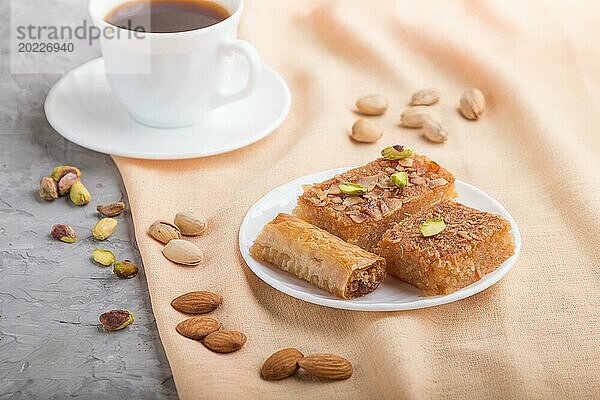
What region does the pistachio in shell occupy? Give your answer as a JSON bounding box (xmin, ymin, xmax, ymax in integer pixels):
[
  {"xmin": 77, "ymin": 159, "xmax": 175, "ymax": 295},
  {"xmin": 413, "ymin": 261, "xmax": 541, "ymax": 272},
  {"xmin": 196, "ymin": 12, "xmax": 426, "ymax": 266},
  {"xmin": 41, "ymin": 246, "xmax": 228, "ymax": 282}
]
[
  {"xmin": 174, "ymin": 212, "xmax": 207, "ymax": 236},
  {"xmin": 162, "ymin": 239, "xmax": 204, "ymax": 266},
  {"xmin": 148, "ymin": 220, "xmax": 181, "ymax": 244},
  {"xmin": 459, "ymin": 88, "xmax": 486, "ymax": 120}
]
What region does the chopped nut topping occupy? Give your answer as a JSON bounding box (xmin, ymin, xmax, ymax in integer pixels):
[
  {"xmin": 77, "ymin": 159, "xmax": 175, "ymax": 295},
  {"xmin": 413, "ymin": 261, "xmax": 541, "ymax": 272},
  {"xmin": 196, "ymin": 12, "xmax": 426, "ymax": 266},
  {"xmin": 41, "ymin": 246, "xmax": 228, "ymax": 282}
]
[
  {"xmin": 398, "ymin": 158, "xmax": 414, "ymax": 167},
  {"xmin": 410, "ymin": 176, "xmax": 426, "ymax": 185},
  {"xmin": 343, "ymin": 196, "xmax": 365, "ymax": 206},
  {"xmin": 355, "ymin": 175, "xmax": 379, "ymax": 190},
  {"xmin": 349, "ymin": 213, "xmax": 368, "ymax": 223},
  {"xmin": 297, "ymin": 154, "xmax": 455, "ymax": 225},
  {"xmin": 432, "ymin": 178, "xmax": 449, "ymax": 187},
  {"xmin": 383, "ymin": 198, "xmax": 403, "ymax": 211}
]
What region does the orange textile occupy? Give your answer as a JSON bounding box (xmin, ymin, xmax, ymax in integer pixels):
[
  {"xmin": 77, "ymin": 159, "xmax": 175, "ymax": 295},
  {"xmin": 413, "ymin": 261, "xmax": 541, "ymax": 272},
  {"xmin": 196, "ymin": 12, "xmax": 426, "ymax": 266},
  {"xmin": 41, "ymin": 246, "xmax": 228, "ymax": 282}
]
[{"xmin": 113, "ymin": 1, "xmax": 600, "ymax": 398}]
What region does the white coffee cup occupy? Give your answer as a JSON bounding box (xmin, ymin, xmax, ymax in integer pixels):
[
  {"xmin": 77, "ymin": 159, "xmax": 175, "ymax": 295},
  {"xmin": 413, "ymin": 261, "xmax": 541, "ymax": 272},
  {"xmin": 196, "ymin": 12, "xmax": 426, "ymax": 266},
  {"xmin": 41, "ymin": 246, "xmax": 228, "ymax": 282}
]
[{"xmin": 88, "ymin": 0, "xmax": 261, "ymax": 128}]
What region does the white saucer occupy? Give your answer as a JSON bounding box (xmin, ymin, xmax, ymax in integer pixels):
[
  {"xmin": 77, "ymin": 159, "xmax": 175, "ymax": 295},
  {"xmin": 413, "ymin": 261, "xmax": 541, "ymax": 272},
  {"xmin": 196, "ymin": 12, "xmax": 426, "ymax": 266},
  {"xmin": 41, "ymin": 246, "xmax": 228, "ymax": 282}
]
[
  {"xmin": 44, "ymin": 58, "xmax": 291, "ymax": 159},
  {"xmin": 239, "ymin": 168, "xmax": 522, "ymax": 312}
]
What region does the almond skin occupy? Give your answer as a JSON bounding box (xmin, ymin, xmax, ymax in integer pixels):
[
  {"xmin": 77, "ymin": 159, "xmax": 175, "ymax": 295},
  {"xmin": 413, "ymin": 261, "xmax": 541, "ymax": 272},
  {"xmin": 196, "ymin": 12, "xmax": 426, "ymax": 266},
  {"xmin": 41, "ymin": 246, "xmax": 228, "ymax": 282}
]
[
  {"xmin": 176, "ymin": 316, "xmax": 222, "ymax": 340},
  {"xmin": 203, "ymin": 330, "xmax": 247, "ymax": 353},
  {"xmin": 298, "ymin": 353, "xmax": 353, "ymax": 380},
  {"xmin": 261, "ymin": 348, "xmax": 304, "ymax": 380},
  {"xmin": 171, "ymin": 291, "xmax": 222, "ymax": 314}
]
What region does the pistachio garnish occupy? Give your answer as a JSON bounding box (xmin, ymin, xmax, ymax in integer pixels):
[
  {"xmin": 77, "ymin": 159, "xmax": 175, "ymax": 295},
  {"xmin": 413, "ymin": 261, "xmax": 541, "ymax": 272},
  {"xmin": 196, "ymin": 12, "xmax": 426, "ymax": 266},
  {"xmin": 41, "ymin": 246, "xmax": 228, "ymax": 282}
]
[
  {"xmin": 162, "ymin": 239, "xmax": 204, "ymax": 266},
  {"xmin": 92, "ymin": 248, "xmax": 116, "ymax": 267},
  {"xmin": 381, "ymin": 145, "xmax": 413, "ymax": 160},
  {"xmin": 390, "ymin": 172, "xmax": 408, "ymax": 188},
  {"xmin": 459, "ymin": 88, "xmax": 486, "ymax": 120},
  {"xmin": 148, "ymin": 220, "xmax": 181, "ymax": 244},
  {"xmin": 355, "ymin": 94, "xmax": 388, "ymax": 116},
  {"xmin": 420, "ymin": 218, "xmax": 446, "ymax": 237},
  {"xmin": 57, "ymin": 172, "xmax": 79, "ymax": 196},
  {"xmin": 410, "ymin": 88, "xmax": 439, "ymax": 106},
  {"xmin": 400, "ymin": 105, "xmax": 430, "ymax": 128},
  {"xmin": 99, "ymin": 310, "xmax": 134, "ymax": 331},
  {"xmin": 51, "ymin": 224, "xmax": 77, "ymax": 243},
  {"xmin": 69, "ymin": 181, "xmax": 91, "ymax": 206},
  {"xmin": 92, "ymin": 218, "xmax": 118, "ymax": 240},
  {"xmin": 39, "ymin": 177, "xmax": 58, "ymax": 201},
  {"xmin": 174, "ymin": 212, "xmax": 207, "ymax": 236},
  {"xmin": 113, "ymin": 260, "xmax": 138, "ymax": 279},
  {"xmin": 350, "ymin": 118, "xmax": 383, "ymax": 143},
  {"xmin": 338, "ymin": 183, "xmax": 368, "ymax": 196},
  {"xmin": 50, "ymin": 165, "xmax": 81, "ymax": 182},
  {"xmin": 422, "ymin": 119, "xmax": 448, "ymax": 143},
  {"xmin": 97, "ymin": 202, "xmax": 125, "ymax": 217}
]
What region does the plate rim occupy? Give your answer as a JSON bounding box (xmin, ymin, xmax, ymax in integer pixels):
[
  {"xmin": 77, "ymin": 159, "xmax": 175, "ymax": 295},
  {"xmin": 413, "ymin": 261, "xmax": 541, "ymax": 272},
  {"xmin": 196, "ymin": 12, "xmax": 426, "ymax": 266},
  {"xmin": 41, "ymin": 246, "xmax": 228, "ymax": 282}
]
[
  {"xmin": 44, "ymin": 57, "xmax": 292, "ymax": 160},
  {"xmin": 239, "ymin": 167, "xmax": 522, "ymax": 312}
]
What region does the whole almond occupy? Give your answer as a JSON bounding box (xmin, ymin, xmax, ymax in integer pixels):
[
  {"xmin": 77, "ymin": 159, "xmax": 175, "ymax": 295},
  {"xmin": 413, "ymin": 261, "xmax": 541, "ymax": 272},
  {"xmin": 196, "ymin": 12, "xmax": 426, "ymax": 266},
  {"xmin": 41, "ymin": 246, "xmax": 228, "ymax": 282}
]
[
  {"xmin": 459, "ymin": 88, "xmax": 485, "ymax": 120},
  {"xmin": 410, "ymin": 88, "xmax": 439, "ymax": 106},
  {"xmin": 355, "ymin": 94, "xmax": 388, "ymax": 116},
  {"xmin": 148, "ymin": 220, "xmax": 181, "ymax": 244},
  {"xmin": 174, "ymin": 211, "xmax": 207, "ymax": 236},
  {"xmin": 261, "ymin": 348, "xmax": 304, "ymax": 381},
  {"xmin": 162, "ymin": 239, "xmax": 204, "ymax": 266},
  {"xmin": 298, "ymin": 353, "xmax": 353, "ymax": 380},
  {"xmin": 176, "ymin": 316, "xmax": 222, "ymax": 340},
  {"xmin": 171, "ymin": 291, "xmax": 222, "ymax": 314},
  {"xmin": 400, "ymin": 106, "xmax": 430, "ymax": 128},
  {"xmin": 203, "ymin": 330, "xmax": 247, "ymax": 353},
  {"xmin": 351, "ymin": 118, "xmax": 383, "ymax": 143}
]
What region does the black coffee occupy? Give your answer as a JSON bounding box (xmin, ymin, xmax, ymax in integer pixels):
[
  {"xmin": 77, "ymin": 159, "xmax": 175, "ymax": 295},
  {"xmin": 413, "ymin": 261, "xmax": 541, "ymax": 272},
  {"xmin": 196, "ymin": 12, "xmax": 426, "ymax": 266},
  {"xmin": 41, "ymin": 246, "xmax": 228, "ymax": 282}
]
[{"xmin": 105, "ymin": 0, "xmax": 230, "ymax": 33}]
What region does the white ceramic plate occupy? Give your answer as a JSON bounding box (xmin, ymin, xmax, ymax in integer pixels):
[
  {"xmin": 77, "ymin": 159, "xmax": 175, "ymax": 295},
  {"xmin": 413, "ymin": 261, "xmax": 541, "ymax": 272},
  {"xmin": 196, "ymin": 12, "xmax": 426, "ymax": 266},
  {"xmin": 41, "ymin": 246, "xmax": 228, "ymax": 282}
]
[
  {"xmin": 44, "ymin": 58, "xmax": 291, "ymax": 160},
  {"xmin": 239, "ymin": 168, "xmax": 521, "ymax": 311}
]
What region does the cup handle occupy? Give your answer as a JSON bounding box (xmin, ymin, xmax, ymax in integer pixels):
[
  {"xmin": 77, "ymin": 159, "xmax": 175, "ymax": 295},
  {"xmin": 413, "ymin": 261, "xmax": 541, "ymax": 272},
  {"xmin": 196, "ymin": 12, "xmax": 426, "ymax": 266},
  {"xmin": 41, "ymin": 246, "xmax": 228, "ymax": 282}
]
[{"xmin": 212, "ymin": 39, "xmax": 262, "ymax": 109}]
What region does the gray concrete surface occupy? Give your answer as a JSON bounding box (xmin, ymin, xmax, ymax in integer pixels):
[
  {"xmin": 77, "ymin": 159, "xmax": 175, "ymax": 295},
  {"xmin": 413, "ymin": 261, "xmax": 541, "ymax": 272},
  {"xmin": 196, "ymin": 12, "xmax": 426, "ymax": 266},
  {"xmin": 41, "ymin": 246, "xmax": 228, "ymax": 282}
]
[{"xmin": 0, "ymin": 1, "xmax": 177, "ymax": 399}]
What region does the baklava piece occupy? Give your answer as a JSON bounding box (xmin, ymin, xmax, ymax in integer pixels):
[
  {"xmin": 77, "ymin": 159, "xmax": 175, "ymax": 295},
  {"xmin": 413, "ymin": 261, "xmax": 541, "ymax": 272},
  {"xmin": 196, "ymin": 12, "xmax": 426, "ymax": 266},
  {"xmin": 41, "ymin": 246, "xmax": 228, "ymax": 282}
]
[
  {"xmin": 376, "ymin": 201, "xmax": 515, "ymax": 295},
  {"xmin": 294, "ymin": 146, "xmax": 456, "ymax": 250},
  {"xmin": 250, "ymin": 213, "xmax": 386, "ymax": 299}
]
